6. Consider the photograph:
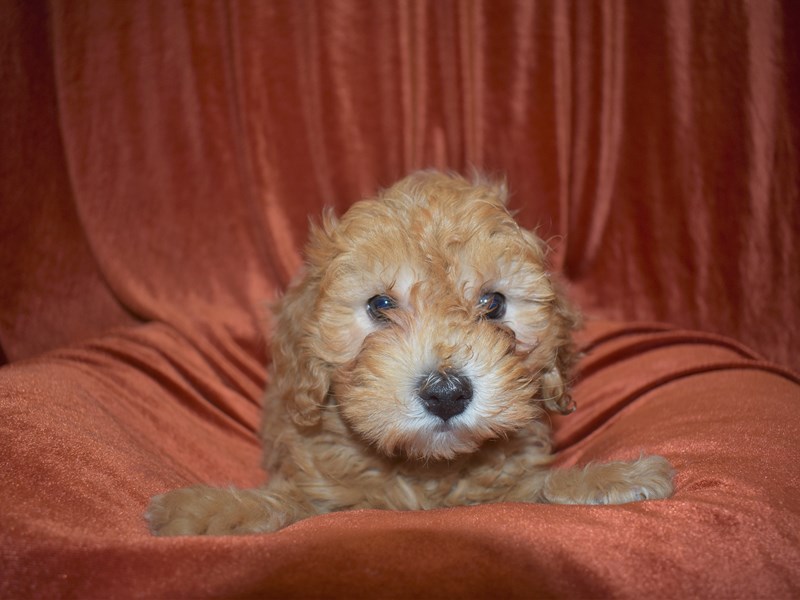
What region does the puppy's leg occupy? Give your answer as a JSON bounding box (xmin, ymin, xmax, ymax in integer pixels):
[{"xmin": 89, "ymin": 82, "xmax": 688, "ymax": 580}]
[
  {"xmin": 146, "ymin": 480, "xmax": 313, "ymax": 536},
  {"xmin": 541, "ymin": 455, "xmax": 675, "ymax": 505}
]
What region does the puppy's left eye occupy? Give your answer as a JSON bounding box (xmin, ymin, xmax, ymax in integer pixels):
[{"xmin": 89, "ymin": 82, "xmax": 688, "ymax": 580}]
[
  {"xmin": 478, "ymin": 292, "xmax": 506, "ymax": 320},
  {"xmin": 367, "ymin": 295, "xmax": 397, "ymax": 322}
]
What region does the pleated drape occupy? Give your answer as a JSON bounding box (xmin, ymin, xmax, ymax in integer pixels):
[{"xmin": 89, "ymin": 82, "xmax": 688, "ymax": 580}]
[{"xmin": 2, "ymin": 0, "xmax": 797, "ymax": 369}]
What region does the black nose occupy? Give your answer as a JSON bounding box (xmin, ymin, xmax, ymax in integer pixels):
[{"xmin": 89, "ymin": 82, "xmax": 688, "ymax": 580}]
[{"xmin": 417, "ymin": 370, "xmax": 473, "ymax": 421}]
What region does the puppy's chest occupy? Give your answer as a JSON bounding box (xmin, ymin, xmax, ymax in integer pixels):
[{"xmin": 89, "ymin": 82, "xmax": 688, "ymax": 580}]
[
  {"xmin": 281, "ymin": 415, "xmax": 552, "ymax": 511},
  {"xmin": 307, "ymin": 444, "xmax": 540, "ymax": 511}
]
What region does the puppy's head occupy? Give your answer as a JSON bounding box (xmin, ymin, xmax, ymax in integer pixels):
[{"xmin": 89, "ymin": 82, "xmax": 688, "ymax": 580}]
[{"xmin": 270, "ymin": 171, "xmax": 577, "ymax": 460}]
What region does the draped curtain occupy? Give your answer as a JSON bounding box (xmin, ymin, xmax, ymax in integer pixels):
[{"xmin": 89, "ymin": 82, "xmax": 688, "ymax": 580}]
[
  {"xmin": 2, "ymin": 0, "xmax": 798, "ymax": 370},
  {"xmin": 2, "ymin": 2, "xmax": 799, "ymax": 597}
]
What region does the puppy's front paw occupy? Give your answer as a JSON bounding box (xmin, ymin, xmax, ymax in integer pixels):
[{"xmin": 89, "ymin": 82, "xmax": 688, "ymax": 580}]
[
  {"xmin": 544, "ymin": 455, "xmax": 675, "ymax": 505},
  {"xmin": 146, "ymin": 485, "xmax": 276, "ymax": 536}
]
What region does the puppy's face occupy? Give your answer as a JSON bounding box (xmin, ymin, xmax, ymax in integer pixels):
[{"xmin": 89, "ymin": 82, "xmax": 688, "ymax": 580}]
[{"xmin": 273, "ymin": 172, "xmax": 575, "ymax": 461}]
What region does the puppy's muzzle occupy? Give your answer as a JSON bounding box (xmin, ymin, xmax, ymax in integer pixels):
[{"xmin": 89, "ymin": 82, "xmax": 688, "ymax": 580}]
[{"xmin": 417, "ymin": 370, "xmax": 473, "ymax": 422}]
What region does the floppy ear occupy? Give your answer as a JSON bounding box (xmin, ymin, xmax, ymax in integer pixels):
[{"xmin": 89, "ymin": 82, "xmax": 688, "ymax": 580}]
[
  {"xmin": 269, "ymin": 215, "xmax": 339, "ymax": 428},
  {"xmin": 538, "ymin": 280, "xmax": 581, "ymax": 415}
]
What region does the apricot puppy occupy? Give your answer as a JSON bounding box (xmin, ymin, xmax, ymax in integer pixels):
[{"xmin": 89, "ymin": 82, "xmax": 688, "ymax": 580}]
[{"xmin": 147, "ymin": 171, "xmax": 674, "ymax": 535}]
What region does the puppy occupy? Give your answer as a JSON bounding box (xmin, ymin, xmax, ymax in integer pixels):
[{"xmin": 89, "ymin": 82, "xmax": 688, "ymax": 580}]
[{"xmin": 147, "ymin": 171, "xmax": 674, "ymax": 535}]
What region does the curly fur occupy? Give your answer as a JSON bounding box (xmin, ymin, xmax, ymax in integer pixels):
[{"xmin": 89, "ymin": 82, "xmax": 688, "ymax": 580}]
[{"xmin": 147, "ymin": 171, "xmax": 674, "ymax": 536}]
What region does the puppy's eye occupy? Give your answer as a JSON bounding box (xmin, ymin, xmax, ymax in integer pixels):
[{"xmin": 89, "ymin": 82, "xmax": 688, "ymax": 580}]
[
  {"xmin": 478, "ymin": 292, "xmax": 506, "ymax": 320},
  {"xmin": 367, "ymin": 295, "xmax": 397, "ymax": 322}
]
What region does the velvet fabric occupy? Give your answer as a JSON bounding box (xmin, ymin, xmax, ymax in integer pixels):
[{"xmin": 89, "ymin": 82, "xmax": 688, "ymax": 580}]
[{"xmin": 1, "ymin": 1, "xmax": 799, "ymax": 597}]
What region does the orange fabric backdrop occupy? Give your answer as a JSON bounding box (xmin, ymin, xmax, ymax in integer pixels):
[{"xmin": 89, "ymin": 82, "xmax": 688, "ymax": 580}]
[
  {"xmin": 2, "ymin": 0, "xmax": 798, "ymax": 369},
  {"xmin": 2, "ymin": 1, "xmax": 799, "ymax": 598}
]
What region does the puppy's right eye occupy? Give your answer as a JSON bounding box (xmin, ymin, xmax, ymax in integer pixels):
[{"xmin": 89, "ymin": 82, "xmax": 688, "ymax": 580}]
[
  {"xmin": 366, "ymin": 295, "xmax": 397, "ymax": 322},
  {"xmin": 478, "ymin": 291, "xmax": 507, "ymax": 320}
]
